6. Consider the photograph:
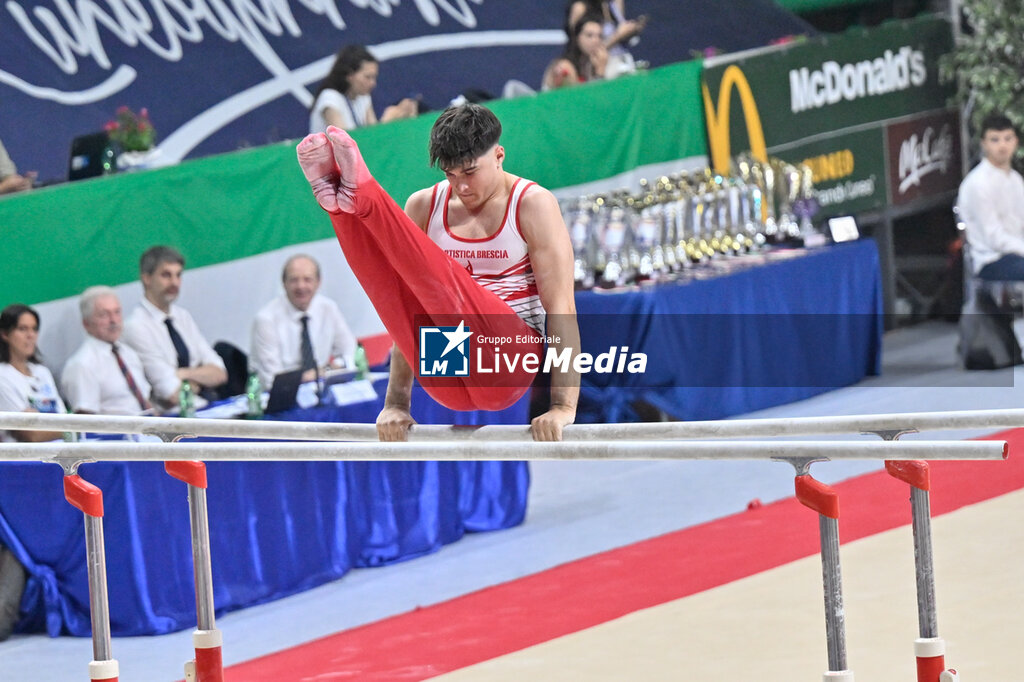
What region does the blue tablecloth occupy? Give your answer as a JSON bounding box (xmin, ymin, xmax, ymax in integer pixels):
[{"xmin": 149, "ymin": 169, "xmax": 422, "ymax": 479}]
[
  {"xmin": 0, "ymin": 383, "xmax": 529, "ymax": 637},
  {"xmin": 573, "ymin": 241, "xmax": 884, "ymax": 422}
]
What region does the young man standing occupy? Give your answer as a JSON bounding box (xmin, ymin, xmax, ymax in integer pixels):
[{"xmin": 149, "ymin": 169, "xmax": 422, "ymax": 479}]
[{"xmin": 297, "ymin": 104, "xmax": 579, "ymax": 441}]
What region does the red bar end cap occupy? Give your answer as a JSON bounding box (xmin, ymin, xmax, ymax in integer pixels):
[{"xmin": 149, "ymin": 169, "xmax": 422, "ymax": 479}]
[
  {"xmin": 164, "ymin": 461, "xmax": 208, "ymax": 489},
  {"xmin": 794, "ymin": 475, "xmax": 839, "ymax": 519},
  {"xmin": 885, "ymin": 460, "xmax": 930, "ymax": 491},
  {"xmin": 63, "ymin": 475, "xmax": 104, "ymax": 517}
]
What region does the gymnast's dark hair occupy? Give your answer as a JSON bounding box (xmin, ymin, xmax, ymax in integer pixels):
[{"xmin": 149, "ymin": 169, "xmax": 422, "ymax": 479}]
[{"xmin": 428, "ymin": 103, "xmax": 502, "ymax": 170}]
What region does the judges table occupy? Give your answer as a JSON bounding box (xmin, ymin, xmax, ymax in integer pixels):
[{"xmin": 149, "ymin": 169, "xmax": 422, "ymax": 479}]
[
  {"xmin": 573, "ymin": 240, "xmax": 884, "ymax": 423},
  {"xmin": 0, "ymin": 380, "xmax": 530, "ymax": 637}
]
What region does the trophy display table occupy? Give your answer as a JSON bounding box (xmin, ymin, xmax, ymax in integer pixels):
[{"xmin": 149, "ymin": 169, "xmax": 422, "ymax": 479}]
[
  {"xmin": 573, "ymin": 240, "xmax": 884, "ymax": 423},
  {"xmin": 0, "ymin": 380, "xmax": 530, "ymax": 637}
]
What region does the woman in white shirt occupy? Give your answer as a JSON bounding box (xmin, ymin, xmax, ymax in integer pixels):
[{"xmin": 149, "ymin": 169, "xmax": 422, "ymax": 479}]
[
  {"xmin": 543, "ymin": 13, "xmax": 608, "ymax": 90},
  {"xmin": 309, "ymin": 45, "xmax": 419, "ymax": 134},
  {"xmin": 0, "ymin": 304, "xmax": 65, "ymax": 442}
]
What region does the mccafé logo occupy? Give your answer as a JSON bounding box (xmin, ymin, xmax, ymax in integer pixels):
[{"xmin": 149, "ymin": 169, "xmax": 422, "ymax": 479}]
[
  {"xmin": 897, "ymin": 123, "xmax": 954, "ymax": 194},
  {"xmin": 702, "ymin": 65, "xmax": 768, "ymax": 173}
]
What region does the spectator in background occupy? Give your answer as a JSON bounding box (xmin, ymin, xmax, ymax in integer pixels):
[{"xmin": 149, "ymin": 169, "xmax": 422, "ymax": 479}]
[
  {"xmin": 0, "ymin": 139, "xmax": 35, "ymax": 195},
  {"xmin": 0, "ymin": 304, "xmax": 64, "ymax": 442},
  {"xmin": 62, "ymin": 286, "xmax": 153, "ymax": 415},
  {"xmin": 957, "ymin": 113, "xmax": 1024, "ymax": 281},
  {"xmin": 250, "ymin": 254, "xmax": 357, "ymax": 388},
  {"xmin": 542, "ymin": 13, "xmax": 608, "ymax": 90},
  {"xmin": 309, "ymin": 45, "xmax": 419, "ymax": 133},
  {"xmin": 122, "ymin": 246, "xmax": 227, "ymax": 407},
  {"xmin": 566, "ymin": 1, "xmax": 646, "ymax": 54}
]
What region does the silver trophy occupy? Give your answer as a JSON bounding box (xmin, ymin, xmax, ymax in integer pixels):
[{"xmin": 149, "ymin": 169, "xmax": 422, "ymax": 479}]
[
  {"xmin": 794, "ymin": 163, "xmax": 820, "ymax": 240},
  {"xmin": 564, "ymin": 196, "xmax": 597, "ymax": 289},
  {"xmin": 773, "ymin": 159, "xmax": 803, "ymax": 240},
  {"xmin": 734, "ymin": 156, "xmax": 767, "ymax": 248},
  {"xmin": 596, "ymin": 193, "xmax": 633, "ymax": 288},
  {"xmin": 633, "ymin": 180, "xmax": 665, "ymax": 281},
  {"xmin": 755, "ymin": 160, "xmax": 779, "ymax": 239}
]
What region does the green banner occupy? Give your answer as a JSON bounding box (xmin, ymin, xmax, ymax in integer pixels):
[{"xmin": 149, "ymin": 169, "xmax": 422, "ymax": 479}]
[
  {"xmin": 701, "ymin": 14, "xmax": 955, "ymax": 216},
  {"xmin": 775, "ymin": 0, "xmax": 877, "ymax": 12},
  {"xmin": 0, "ymin": 61, "xmax": 707, "ymax": 307}
]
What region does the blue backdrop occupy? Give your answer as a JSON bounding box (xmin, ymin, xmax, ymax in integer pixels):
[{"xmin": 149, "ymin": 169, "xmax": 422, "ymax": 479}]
[{"xmin": 0, "ymin": 0, "xmax": 811, "ymax": 183}]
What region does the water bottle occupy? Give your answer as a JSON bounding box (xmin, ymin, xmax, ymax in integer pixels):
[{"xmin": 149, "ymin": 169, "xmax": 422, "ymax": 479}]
[
  {"xmin": 62, "ymin": 406, "xmax": 79, "ymax": 442},
  {"xmin": 178, "ymin": 380, "xmax": 195, "ymax": 418},
  {"xmin": 354, "ymin": 343, "xmax": 369, "ymax": 379},
  {"xmin": 245, "ymin": 372, "xmax": 263, "ymax": 419}
]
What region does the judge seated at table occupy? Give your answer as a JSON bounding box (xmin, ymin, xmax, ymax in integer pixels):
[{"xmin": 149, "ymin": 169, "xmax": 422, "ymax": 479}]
[
  {"xmin": 61, "ymin": 286, "xmax": 153, "ymax": 415},
  {"xmin": 250, "ymin": 254, "xmax": 357, "ymax": 388},
  {"xmin": 123, "ymin": 246, "xmax": 227, "ymax": 407}
]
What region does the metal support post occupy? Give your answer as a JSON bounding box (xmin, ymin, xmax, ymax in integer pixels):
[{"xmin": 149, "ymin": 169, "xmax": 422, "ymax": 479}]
[
  {"xmin": 165, "ymin": 461, "xmax": 223, "ymax": 682},
  {"xmin": 63, "ymin": 475, "xmax": 119, "ymax": 682},
  {"xmin": 884, "ymin": 458, "xmax": 959, "ymax": 682},
  {"xmin": 793, "ymin": 472, "xmax": 855, "ymax": 682},
  {"xmin": 872, "ymin": 426, "xmax": 961, "ymax": 682}
]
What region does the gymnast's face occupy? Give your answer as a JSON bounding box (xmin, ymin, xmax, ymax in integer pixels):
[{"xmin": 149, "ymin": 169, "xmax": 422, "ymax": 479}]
[{"xmin": 443, "ymin": 145, "xmax": 506, "ymax": 211}]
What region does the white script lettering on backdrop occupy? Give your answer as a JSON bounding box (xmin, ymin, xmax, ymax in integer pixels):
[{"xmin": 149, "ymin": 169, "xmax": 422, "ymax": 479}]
[{"xmin": 0, "ymin": 0, "xmax": 570, "ymax": 165}]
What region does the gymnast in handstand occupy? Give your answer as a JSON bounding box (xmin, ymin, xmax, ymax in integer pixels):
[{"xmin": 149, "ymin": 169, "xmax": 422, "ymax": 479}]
[{"xmin": 296, "ymin": 103, "xmax": 579, "ymax": 441}]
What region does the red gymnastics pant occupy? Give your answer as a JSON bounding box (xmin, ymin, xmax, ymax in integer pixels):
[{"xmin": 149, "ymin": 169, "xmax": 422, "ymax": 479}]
[{"xmin": 326, "ymin": 179, "xmax": 542, "ymax": 411}]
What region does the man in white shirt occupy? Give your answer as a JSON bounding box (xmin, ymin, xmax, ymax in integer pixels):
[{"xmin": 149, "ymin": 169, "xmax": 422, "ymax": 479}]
[
  {"xmin": 958, "ymin": 113, "xmax": 1024, "ymax": 280},
  {"xmin": 62, "ymin": 286, "xmax": 153, "ymax": 415},
  {"xmin": 249, "ymin": 254, "xmax": 357, "ymax": 387},
  {"xmin": 122, "ymin": 246, "xmax": 227, "ymax": 406}
]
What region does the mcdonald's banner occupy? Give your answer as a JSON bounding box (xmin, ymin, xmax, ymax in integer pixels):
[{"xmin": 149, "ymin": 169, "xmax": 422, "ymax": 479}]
[{"xmin": 701, "ymin": 14, "xmax": 956, "ymax": 217}]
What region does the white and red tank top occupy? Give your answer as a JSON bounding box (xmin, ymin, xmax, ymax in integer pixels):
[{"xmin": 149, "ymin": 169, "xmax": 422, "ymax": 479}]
[{"xmin": 427, "ymin": 177, "xmax": 545, "ymax": 334}]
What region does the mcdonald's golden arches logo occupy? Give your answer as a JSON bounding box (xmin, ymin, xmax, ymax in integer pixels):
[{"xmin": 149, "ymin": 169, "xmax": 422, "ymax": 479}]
[{"xmin": 702, "ymin": 65, "xmax": 768, "ymax": 174}]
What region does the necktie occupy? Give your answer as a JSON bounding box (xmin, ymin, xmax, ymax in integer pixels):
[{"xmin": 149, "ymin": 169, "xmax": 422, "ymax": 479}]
[
  {"xmin": 164, "ymin": 317, "xmax": 190, "ymax": 368},
  {"xmin": 299, "ymin": 315, "xmax": 316, "ymax": 372},
  {"xmin": 113, "ymin": 344, "xmax": 151, "ymax": 411}
]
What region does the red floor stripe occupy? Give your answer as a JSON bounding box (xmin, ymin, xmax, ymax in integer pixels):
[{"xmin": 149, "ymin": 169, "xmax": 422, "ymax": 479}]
[{"xmin": 226, "ymin": 430, "xmax": 1024, "ymax": 681}]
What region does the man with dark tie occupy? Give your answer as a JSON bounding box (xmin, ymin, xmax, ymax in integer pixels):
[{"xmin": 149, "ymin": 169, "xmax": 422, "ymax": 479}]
[
  {"xmin": 122, "ymin": 246, "xmax": 227, "ymax": 407},
  {"xmin": 249, "ymin": 254, "xmax": 357, "ymax": 387},
  {"xmin": 61, "ymin": 286, "xmax": 153, "ymax": 415}
]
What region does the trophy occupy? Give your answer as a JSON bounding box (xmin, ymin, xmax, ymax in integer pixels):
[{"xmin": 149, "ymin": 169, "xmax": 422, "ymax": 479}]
[
  {"xmin": 654, "ymin": 176, "xmax": 679, "ymax": 275},
  {"xmin": 695, "ymin": 177, "xmax": 720, "ymax": 260},
  {"xmin": 773, "ymin": 159, "xmax": 803, "ymax": 240},
  {"xmin": 671, "ymin": 173, "xmax": 700, "ymax": 266},
  {"xmin": 755, "ymin": 160, "xmax": 779, "ymax": 239},
  {"xmin": 679, "ymin": 174, "xmax": 711, "ymax": 263},
  {"xmin": 633, "ymin": 179, "xmax": 666, "ymax": 281},
  {"xmin": 710, "ymin": 172, "xmax": 743, "ymax": 256},
  {"xmin": 793, "ymin": 163, "xmax": 820, "ymax": 240},
  {"xmin": 564, "ymin": 196, "xmax": 597, "ymax": 289},
  {"xmin": 725, "ymin": 175, "xmax": 756, "ymax": 252},
  {"xmin": 595, "ymin": 193, "xmax": 633, "ymax": 288},
  {"xmin": 734, "ymin": 155, "xmax": 767, "ymax": 248},
  {"xmin": 624, "ymin": 191, "xmax": 647, "ymax": 283}
]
